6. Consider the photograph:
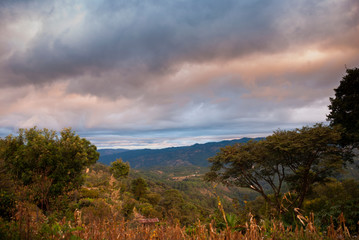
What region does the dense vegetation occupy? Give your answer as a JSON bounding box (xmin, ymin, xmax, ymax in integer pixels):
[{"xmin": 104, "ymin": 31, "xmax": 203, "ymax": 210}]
[
  {"xmin": 205, "ymin": 124, "xmax": 347, "ymax": 213},
  {"xmin": 327, "ymin": 67, "xmax": 359, "ymax": 148},
  {"xmin": 0, "ymin": 68, "xmax": 358, "ymax": 239}
]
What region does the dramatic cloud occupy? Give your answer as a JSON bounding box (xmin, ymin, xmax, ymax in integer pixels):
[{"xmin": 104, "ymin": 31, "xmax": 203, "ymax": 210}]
[{"xmin": 0, "ymin": 0, "xmax": 358, "ymax": 148}]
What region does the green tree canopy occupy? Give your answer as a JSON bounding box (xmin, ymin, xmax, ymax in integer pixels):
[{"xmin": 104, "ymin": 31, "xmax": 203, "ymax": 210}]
[
  {"xmin": 205, "ymin": 124, "xmax": 344, "ymax": 214},
  {"xmin": 110, "ymin": 158, "xmax": 130, "ymax": 179},
  {"xmin": 327, "ymin": 67, "xmax": 359, "ymax": 148},
  {"xmin": 303, "ymin": 178, "xmax": 359, "ymax": 231},
  {"xmin": 160, "ymin": 189, "xmax": 184, "ymax": 213},
  {"xmin": 131, "ymin": 177, "xmax": 148, "ymax": 200},
  {"xmin": 0, "ymin": 127, "xmax": 99, "ymax": 210}
]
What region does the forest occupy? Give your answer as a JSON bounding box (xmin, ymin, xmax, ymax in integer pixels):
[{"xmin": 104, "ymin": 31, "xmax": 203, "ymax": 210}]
[{"xmin": 0, "ymin": 68, "xmax": 358, "ymax": 239}]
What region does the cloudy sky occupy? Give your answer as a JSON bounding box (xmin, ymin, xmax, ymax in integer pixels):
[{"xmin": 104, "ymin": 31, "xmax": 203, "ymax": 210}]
[{"xmin": 0, "ymin": 0, "xmax": 358, "ymax": 149}]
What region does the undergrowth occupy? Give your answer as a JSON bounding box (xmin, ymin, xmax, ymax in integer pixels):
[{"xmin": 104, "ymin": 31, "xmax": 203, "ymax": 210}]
[{"xmin": 1, "ymin": 206, "xmax": 356, "ymax": 240}]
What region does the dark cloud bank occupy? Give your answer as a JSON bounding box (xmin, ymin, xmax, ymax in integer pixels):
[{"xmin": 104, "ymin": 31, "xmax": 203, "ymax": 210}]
[
  {"xmin": 0, "ymin": 0, "xmax": 358, "ymax": 147},
  {"xmin": 2, "ymin": 0, "xmax": 358, "ymax": 93}
]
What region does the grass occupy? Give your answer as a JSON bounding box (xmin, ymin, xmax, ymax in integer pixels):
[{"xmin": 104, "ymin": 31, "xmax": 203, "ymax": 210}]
[{"xmin": 3, "ymin": 205, "xmax": 356, "ymax": 240}]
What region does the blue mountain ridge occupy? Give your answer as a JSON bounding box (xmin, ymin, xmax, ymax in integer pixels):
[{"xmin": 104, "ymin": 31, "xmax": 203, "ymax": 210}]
[{"xmin": 98, "ymin": 137, "xmax": 264, "ymax": 169}]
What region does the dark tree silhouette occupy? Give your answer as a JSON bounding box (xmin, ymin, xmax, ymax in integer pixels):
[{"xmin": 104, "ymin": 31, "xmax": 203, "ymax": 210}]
[{"xmin": 328, "ymin": 67, "xmax": 359, "ymax": 148}]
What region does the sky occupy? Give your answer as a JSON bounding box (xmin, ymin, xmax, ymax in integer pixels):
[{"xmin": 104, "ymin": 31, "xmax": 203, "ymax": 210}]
[{"xmin": 0, "ymin": 0, "xmax": 358, "ymax": 149}]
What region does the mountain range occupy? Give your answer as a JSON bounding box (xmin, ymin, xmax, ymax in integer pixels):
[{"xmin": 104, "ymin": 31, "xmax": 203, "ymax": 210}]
[{"xmin": 98, "ymin": 137, "xmax": 263, "ymax": 168}]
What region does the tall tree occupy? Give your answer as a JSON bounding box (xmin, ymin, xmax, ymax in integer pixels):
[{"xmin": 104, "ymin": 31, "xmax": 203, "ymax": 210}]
[
  {"xmin": 110, "ymin": 158, "xmax": 130, "ymax": 179},
  {"xmin": 0, "ymin": 127, "xmax": 99, "ymax": 210},
  {"xmin": 205, "ymin": 139, "xmax": 287, "ymax": 214},
  {"xmin": 327, "ymin": 67, "xmax": 359, "ymax": 148},
  {"xmin": 131, "ymin": 177, "xmax": 148, "ymax": 200},
  {"xmin": 266, "ymin": 124, "xmax": 343, "ymax": 209},
  {"xmin": 205, "ymin": 124, "xmax": 343, "ymax": 214}
]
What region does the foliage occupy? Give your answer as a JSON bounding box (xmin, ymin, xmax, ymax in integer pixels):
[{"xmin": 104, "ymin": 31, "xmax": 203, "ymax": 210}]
[
  {"xmin": 303, "ymin": 178, "xmax": 359, "ymax": 232},
  {"xmin": 267, "ymin": 124, "xmax": 344, "ymax": 209},
  {"xmin": 0, "ymin": 127, "xmax": 99, "ymax": 211},
  {"xmin": 131, "ymin": 177, "xmax": 148, "ymax": 200},
  {"xmin": 0, "ymin": 190, "xmax": 15, "ymax": 221},
  {"xmin": 145, "ymin": 192, "xmax": 161, "ymax": 205},
  {"xmin": 328, "ymin": 67, "xmax": 359, "ymax": 148},
  {"xmin": 1, "ymin": 125, "xmax": 358, "ymax": 238},
  {"xmin": 121, "ymin": 198, "xmax": 136, "ymax": 219},
  {"xmin": 83, "ymin": 163, "xmax": 111, "ymax": 188},
  {"xmin": 110, "ymin": 158, "xmax": 130, "ymax": 179},
  {"xmin": 0, "ymin": 146, "xmax": 358, "ymax": 239},
  {"xmin": 139, "ymin": 165, "xmax": 251, "ymax": 215},
  {"xmin": 138, "ymin": 202, "xmax": 160, "ymax": 218},
  {"xmin": 0, "ymin": 157, "xmax": 16, "ymax": 220},
  {"xmin": 81, "ymin": 198, "xmax": 113, "ymax": 223},
  {"xmin": 0, "ymin": 154, "xmax": 14, "ymax": 192},
  {"xmin": 158, "ymin": 189, "xmax": 201, "ymax": 225},
  {"xmin": 1, "ymin": 207, "xmax": 355, "ymax": 240},
  {"xmin": 205, "ymin": 124, "xmax": 344, "ymax": 215},
  {"xmin": 80, "ymin": 188, "xmax": 100, "ymax": 199}
]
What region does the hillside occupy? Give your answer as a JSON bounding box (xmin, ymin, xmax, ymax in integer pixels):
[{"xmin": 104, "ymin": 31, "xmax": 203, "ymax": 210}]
[{"xmin": 98, "ymin": 138, "xmax": 263, "ymax": 168}]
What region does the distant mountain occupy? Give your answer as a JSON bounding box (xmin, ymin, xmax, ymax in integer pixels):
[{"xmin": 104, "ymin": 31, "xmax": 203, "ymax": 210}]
[
  {"xmin": 98, "ymin": 137, "xmax": 263, "ymax": 168},
  {"xmin": 97, "ymin": 148, "xmax": 129, "ymax": 156}
]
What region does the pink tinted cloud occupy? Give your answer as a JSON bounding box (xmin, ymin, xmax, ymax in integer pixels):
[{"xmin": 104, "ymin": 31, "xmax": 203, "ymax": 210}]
[{"xmin": 0, "ymin": 0, "xmax": 358, "ymax": 148}]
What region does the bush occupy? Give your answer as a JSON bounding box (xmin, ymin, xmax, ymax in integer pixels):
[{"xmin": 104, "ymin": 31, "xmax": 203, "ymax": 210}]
[
  {"xmin": 138, "ymin": 203, "xmax": 160, "ymax": 218},
  {"xmin": 121, "ymin": 198, "xmax": 137, "ymax": 219},
  {"xmin": 0, "ymin": 190, "xmax": 15, "ymax": 221},
  {"xmin": 79, "ymin": 198, "xmax": 94, "ymax": 208},
  {"xmin": 81, "ymin": 199, "xmax": 113, "ymax": 223},
  {"xmin": 80, "ymin": 188, "xmax": 100, "ymax": 199}
]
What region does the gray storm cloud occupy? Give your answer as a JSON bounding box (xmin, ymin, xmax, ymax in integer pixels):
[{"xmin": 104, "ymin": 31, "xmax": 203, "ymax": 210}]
[
  {"xmin": 0, "ymin": 0, "xmax": 358, "ymax": 148},
  {"xmin": 4, "ymin": 0, "xmax": 282, "ymax": 90},
  {"xmin": 2, "ymin": 0, "xmax": 357, "ymax": 94}
]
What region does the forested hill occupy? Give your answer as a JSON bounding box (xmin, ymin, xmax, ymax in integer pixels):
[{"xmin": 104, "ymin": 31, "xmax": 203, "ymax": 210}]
[{"xmin": 98, "ymin": 137, "xmax": 263, "ymax": 168}]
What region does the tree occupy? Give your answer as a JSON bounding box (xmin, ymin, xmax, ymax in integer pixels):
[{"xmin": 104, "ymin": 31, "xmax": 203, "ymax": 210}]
[
  {"xmin": 110, "ymin": 158, "xmax": 130, "ymax": 179},
  {"xmin": 0, "ymin": 127, "xmax": 99, "ymax": 210},
  {"xmin": 0, "ymin": 158, "xmax": 15, "ymax": 221},
  {"xmin": 205, "ymin": 139, "xmax": 287, "ymax": 214},
  {"xmin": 0, "ymin": 140, "xmax": 14, "ymax": 193},
  {"xmin": 160, "ymin": 189, "xmax": 184, "ymax": 215},
  {"xmin": 131, "ymin": 177, "xmax": 148, "ymax": 200},
  {"xmin": 266, "ymin": 124, "xmax": 343, "ymax": 209},
  {"xmin": 205, "ymin": 124, "xmax": 343, "ymax": 214},
  {"xmin": 303, "ymin": 179, "xmax": 359, "ymax": 232},
  {"xmin": 327, "ymin": 67, "xmax": 359, "ymax": 148},
  {"xmin": 157, "ymin": 189, "xmax": 200, "ymax": 225}
]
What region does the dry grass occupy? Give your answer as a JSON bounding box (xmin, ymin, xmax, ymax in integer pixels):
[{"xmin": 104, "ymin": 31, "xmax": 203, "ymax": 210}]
[
  {"xmin": 9, "ymin": 193, "xmax": 357, "ymax": 240},
  {"xmin": 11, "ymin": 205, "xmax": 357, "ymax": 240}
]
